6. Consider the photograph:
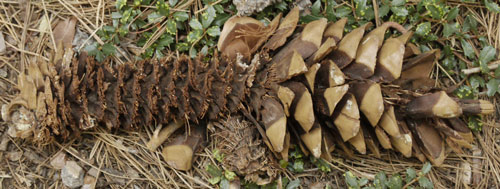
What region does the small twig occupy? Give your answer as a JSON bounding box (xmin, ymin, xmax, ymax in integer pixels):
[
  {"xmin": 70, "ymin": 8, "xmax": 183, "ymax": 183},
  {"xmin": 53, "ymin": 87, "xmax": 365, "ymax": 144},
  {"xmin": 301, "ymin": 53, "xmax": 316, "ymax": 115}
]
[
  {"xmin": 462, "ymin": 61, "xmax": 500, "ymax": 75},
  {"xmin": 194, "ymin": 0, "xmax": 224, "ymax": 14},
  {"xmin": 372, "ymin": 0, "xmax": 380, "ymax": 27},
  {"xmin": 382, "ymin": 21, "xmax": 408, "ymax": 34}
]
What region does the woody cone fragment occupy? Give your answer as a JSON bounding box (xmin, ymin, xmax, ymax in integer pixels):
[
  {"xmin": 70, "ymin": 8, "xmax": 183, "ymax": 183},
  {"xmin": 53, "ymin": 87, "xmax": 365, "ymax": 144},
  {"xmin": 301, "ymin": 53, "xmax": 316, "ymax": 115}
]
[
  {"xmin": 350, "ymin": 81, "xmax": 384, "ymax": 127},
  {"xmin": 261, "ymin": 98, "xmax": 287, "ymax": 152},
  {"xmin": 409, "ymin": 121, "xmax": 446, "ymax": 166},
  {"xmin": 162, "ymin": 126, "xmax": 205, "ymax": 171},
  {"xmin": 3, "ymin": 8, "xmax": 496, "ymax": 171},
  {"xmin": 406, "ymin": 91, "xmax": 462, "ymax": 118},
  {"xmin": 280, "ymin": 82, "xmax": 315, "ymax": 132},
  {"xmin": 333, "ymin": 93, "xmax": 361, "ymax": 141}
]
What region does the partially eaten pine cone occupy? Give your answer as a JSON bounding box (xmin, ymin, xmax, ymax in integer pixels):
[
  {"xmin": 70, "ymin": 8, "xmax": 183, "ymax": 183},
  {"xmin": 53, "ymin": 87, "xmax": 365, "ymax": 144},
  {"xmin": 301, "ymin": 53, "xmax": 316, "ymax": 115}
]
[{"xmin": 2, "ymin": 8, "xmax": 494, "ymax": 171}]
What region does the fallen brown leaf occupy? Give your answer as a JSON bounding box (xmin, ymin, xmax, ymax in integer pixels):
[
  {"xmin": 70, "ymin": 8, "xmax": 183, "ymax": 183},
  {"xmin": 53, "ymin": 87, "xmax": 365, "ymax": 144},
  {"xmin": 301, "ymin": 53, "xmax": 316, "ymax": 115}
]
[{"xmin": 53, "ymin": 17, "xmax": 77, "ymax": 49}]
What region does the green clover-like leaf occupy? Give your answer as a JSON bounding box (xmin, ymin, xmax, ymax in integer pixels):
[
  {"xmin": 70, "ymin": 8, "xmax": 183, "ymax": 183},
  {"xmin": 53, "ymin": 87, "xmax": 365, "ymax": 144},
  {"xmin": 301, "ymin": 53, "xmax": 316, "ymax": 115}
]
[
  {"xmin": 485, "ymin": 0, "xmax": 500, "ymax": 13},
  {"xmin": 422, "ymin": 162, "xmax": 432, "ymax": 174},
  {"xmin": 486, "ymin": 78, "xmax": 499, "ymax": 97},
  {"xmin": 189, "ymin": 18, "xmax": 203, "ymax": 30},
  {"xmin": 207, "ymin": 26, "xmax": 221, "ymax": 37},
  {"xmin": 460, "ymin": 39, "xmax": 476, "ymax": 60}
]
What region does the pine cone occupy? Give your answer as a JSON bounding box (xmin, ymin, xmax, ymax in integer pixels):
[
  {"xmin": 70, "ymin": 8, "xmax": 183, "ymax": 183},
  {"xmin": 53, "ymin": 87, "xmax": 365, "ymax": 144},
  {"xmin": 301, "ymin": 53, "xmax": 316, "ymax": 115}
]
[{"xmin": 2, "ymin": 7, "xmax": 494, "ymax": 169}]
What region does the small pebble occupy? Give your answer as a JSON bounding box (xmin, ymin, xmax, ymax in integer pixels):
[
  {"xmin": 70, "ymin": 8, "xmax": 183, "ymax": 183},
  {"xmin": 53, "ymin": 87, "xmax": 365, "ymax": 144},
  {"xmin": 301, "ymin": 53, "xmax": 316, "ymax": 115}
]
[
  {"xmin": 61, "ymin": 161, "xmax": 84, "ymax": 188},
  {"xmin": 0, "ymin": 33, "xmax": 5, "ymax": 54},
  {"xmin": 81, "ymin": 175, "xmax": 96, "ymax": 189},
  {"xmin": 0, "ymin": 68, "xmax": 7, "ymax": 78},
  {"xmin": 87, "ymin": 167, "xmax": 99, "ymax": 178},
  {"xmin": 50, "ymin": 152, "xmax": 66, "ymax": 170},
  {"xmin": 7, "ymin": 151, "xmax": 22, "ymax": 161}
]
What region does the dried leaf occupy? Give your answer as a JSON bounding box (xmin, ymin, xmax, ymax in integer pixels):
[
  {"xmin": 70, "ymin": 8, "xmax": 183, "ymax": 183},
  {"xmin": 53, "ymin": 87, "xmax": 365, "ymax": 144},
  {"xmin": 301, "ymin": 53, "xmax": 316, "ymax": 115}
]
[
  {"xmin": 53, "ymin": 17, "xmax": 77, "ymax": 49},
  {"xmin": 39, "ymin": 15, "xmax": 51, "ymax": 33}
]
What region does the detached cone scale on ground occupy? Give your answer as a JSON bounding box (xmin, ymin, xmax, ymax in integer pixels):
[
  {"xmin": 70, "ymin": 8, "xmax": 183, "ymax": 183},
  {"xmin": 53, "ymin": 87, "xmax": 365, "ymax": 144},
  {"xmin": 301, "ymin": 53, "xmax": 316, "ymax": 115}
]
[{"xmin": 2, "ymin": 7, "xmax": 494, "ymax": 172}]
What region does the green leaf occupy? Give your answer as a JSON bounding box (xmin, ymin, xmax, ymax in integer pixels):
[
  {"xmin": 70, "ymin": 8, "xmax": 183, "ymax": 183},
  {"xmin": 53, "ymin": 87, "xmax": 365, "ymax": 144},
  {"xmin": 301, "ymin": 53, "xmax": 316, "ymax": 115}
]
[
  {"xmin": 463, "ymin": 15, "xmax": 477, "ymax": 33},
  {"xmin": 363, "ymin": 8, "xmax": 375, "ymax": 20},
  {"xmin": 206, "ymin": 164, "xmax": 222, "ymax": 184},
  {"xmin": 121, "ymin": 8, "xmax": 133, "ymax": 24},
  {"xmin": 300, "ymin": 14, "xmax": 323, "ymax": 23},
  {"xmin": 116, "ymin": 0, "xmax": 126, "ymax": 10},
  {"xmin": 311, "ymin": 0, "xmax": 321, "ymax": 15},
  {"xmin": 290, "ymin": 146, "xmax": 304, "ymax": 159},
  {"xmin": 447, "ymin": 7, "xmax": 459, "ymax": 21},
  {"xmin": 187, "ymin": 29, "xmax": 203, "ymax": 43},
  {"xmin": 486, "ymin": 79, "xmax": 499, "ymax": 96},
  {"xmin": 189, "ymin": 46, "xmax": 197, "ymax": 58},
  {"xmin": 207, "ymin": 26, "xmax": 221, "ymax": 37},
  {"xmin": 279, "ymin": 159, "xmax": 289, "ymax": 168},
  {"xmin": 443, "ymin": 22, "xmax": 459, "ymax": 38},
  {"xmin": 274, "ymin": 1, "xmax": 288, "ymax": 11},
  {"xmin": 426, "ymin": 4, "xmax": 444, "ymax": 20},
  {"xmin": 418, "ymin": 177, "xmax": 434, "ymax": 189},
  {"xmin": 415, "ymin": 22, "xmax": 431, "ymax": 37},
  {"xmin": 359, "ymin": 178, "xmax": 369, "ymax": 186},
  {"xmin": 392, "ymin": 0, "xmax": 406, "ymax": 6},
  {"xmin": 118, "ymin": 25, "xmax": 129, "ymax": 37},
  {"xmin": 147, "ymin": 12, "xmax": 163, "ymax": 24},
  {"xmin": 158, "ymin": 35, "xmax": 174, "ymax": 47},
  {"xmin": 111, "ymin": 12, "xmax": 122, "ymax": 19},
  {"xmin": 480, "ymin": 61, "xmax": 490, "ymax": 74},
  {"xmin": 354, "ymin": 0, "xmax": 369, "ymax": 18},
  {"xmin": 387, "ymin": 174, "xmax": 403, "ymax": 189},
  {"xmin": 460, "ymin": 39, "xmax": 476, "ymax": 59},
  {"xmin": 374, "ymin": 171, "xmax": 387, "ymax": 188},
  {"xmin": 334, "ymin": 6, "xmax": 352, "ymax": 17},
  {"xmin": 102, "ymin": 25, "xmax": 115, "ymax": 33},
  {"xmin": 281, "ymin": 177, "xmax": 290, "ymax": 188},
  {"xmin": 176, "ymin": 42, "xmax": 189, "ymax": 52},
  {"xmin": 214, "ymin": 4, "xmax": 224, "ymax": 13},
  {"xmin": 189, "ymin": 18, "xmax": 203, "ymax": 30},
  {"xmin": 378, "ymin": 4, "xmax": 390, "ymax": 17},
  {"xmin": 406, "ymin": 168, "xmax": 417, "ymax": 183},
  {"xmin": 101, "ymin": 43, "xmax": 116, "ymax": 56},
  {"xmin": 495, "ymin": 66, "xmax": 500, "ymax": 78},
  {"xmin": 470, "ymin": 75, "xmax": 486, "ymax": 89},
  {"xmin": 344, "ymin": 171, "xmax": 359, "ymax": 188},
  {"xmin": 422, "ymin": 162, "xmax": 432, "ymax": 174},
  {"xmin": 455, "ymin": 85, "xmax": 475, "ymax": 99},
  {"xmin": 479, "ymin": 36, "xmax": 489, "ymax": 47},
  {"xmin": 479, "ymin": 46, "xmax": 497, "ymax": 65},
  {"xmin": 133, "ymin": 0, "xmax": 142, "ymax": 7},
  {"xmin": 156, "ymin": 0, "xmax": 170, "ymax": 16},
  {"xmin": 286, "ymin": 179, "xmax": 301, "ymax": 189},
  {"xmin": 212, "ymin": 149, "xmax": 225, "ymax": 162},
  {"xmin": 173, "ymin": 12, "xmax": 189, "ymax": 22},
  {"xmin": 485, "ymin": 0, "xmax": 500, "ymax": 13},
  {"xmin": 468, "ymin": 115, "xmax": 483, "ymax": 132},
  {"xmin": 292, "ymin": 160, "xmax": 304, "ymax": 173},
  {"xmin": 166, "ymin": 19, "xmax": 177, "ymax": 35},
  {"xmin": 84, "ymin": 43, "xmax": 98, "ymax": 53},
  {"xmin": 325, "ymin": 0, "xmax": 337, "ymax": 21},
  {"xmin": 202, "ymin": 5, "xmax": 216, "ymax": 28},
  {"xmin": 224, "ymin": 170, "xmax": 236, "ymax": 181},
  {"xmin": 94, "ymin": 51, "xmax": 105, "ymax": 62},
  {"xmin": 391, "ymin": 6, "xmax": 409, "ymax": 17},
  {"xmin": 169, "ymin": 0, "xmax": 178, "ymax": 6},
  {"xmin": 213, "ymin": 13, "xmax": 231, "ymax": 26},
  {"xmin": 312, "ymin": 157, "xmax": 331, "ymax": 173}
]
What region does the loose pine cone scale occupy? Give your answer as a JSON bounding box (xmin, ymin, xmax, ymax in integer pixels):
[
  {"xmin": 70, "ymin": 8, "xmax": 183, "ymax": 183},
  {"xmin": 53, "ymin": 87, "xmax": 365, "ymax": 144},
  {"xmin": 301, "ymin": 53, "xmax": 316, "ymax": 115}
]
[{"xmin": 2, "ymin": 9, "xmax": 495, "ymax": 170}]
